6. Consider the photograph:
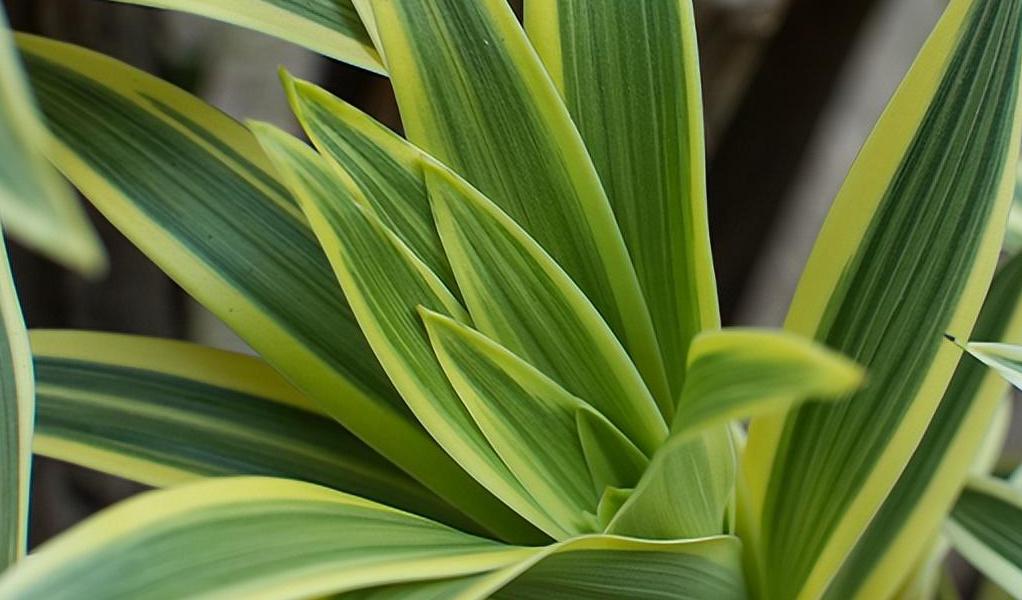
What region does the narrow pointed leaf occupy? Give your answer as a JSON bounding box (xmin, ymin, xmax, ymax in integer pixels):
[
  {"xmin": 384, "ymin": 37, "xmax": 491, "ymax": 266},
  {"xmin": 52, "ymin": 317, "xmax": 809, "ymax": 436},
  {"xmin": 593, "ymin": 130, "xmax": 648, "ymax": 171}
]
[
  {"xmin": 743, "ymin": 1, "xmax": 1022, "ymax": 597},
  {"xmin": 371, "ymin": 0, "xmax": 671, "ymax": 410},
  {"xmin": 421, "ymin": 310, "xmax": 646, "ymax": 537},
  {"xmin": 947, "ymin": 477, "xmax": 1022, "ymax": 594},
  {"xmin": 29, "ymin": 330, "xmax": 469, "ymax": 530},
  {"xmin": 459, "ymin": 534, "xmax": 746, "ymax": 599},
  {"xmin": 0, "ymin": 9, "xmax": 103, "ymax": 275},
  {"xmin": 525, "ymin": 0, "xmax": 718, "ymax": 405},
  {"xmin": 0, "ymin": 239, "xmax": 31, "ymax": 570},
  {"xmin": 426, "ymin": 163, "xmax": 666, "ymax": 454},
  {"xmin": 826, "ymin": 252, "xmax": 1022, "ymax": 599},
  {"xmin": 675, "ymin": 328, "xmax": 863, "ymax": 437},
  {"xmin": 958, "ymin": 340, "xmax": 1022, "ymax": 388},
  {"xmin": 0, "ymin": 477, "xmax": 535, "ymax": 600},
  {"xmin": 575, "ymin": 410, "xmax": 647, "ymax": 496},
  {"xmin": 250, "ymin": 122, "xmax": 548, "ymax": 543},
  {"xmin": 104, "ymin": 0, "xmax": 383, "ymax": 74},
  {"xmin": 283, "ymin": 76, "xmax": 455, "ymax": 290},
  {"xmin": 15, "ymin": 35, "xmax": 478, "ymax": 520}
]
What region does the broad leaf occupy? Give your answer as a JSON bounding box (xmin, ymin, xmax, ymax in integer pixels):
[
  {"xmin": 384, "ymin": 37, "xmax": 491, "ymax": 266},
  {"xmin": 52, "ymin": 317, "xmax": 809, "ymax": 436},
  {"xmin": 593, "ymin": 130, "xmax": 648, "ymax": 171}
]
[
  {"xmin": 0, "ymin": 477, "xmax": 533, "ymax": 600},
  {"xmin": 283, "ymin": 76, "xmax": 456, "ymax": 292},
  {"xmin": 0, "ymin": 9, "xmax": 103, "ymax": 274},
  {"xmin": 425, "ymin": 163, "xmax": 666, "ymax": 454},
  {"xmin": 825, "ymin": 252, "xmax": 1022, "ymax": 599},
  {"xmin": 743, "ymin": 1, "xmax": 1022, "ymax": 597},
  {"xmin": 15, "ymin": 35, "xmax": 481, "ymax": 526},
  {"xmin": 525, "ymin": 0, "xmax": 718, "ymax": 406},
  {"xmin": 104, "ymin": 0, "xmax": 383, "ymax": 73},
  {"xmin": 29, "ymin": 330, "xmax": 468, "ymax": 530},
  {"xmin": 421, "ymin": 310, "xmax": 646, "ymax": 537},
  {"xmin": 250, "ymin": 122, "xmax": 547, "ymax": 543},
  {"xmin": 947, "ymin": 477, "xmax": 1022, "ymax": 594},
  {"xmin": 0, "ymin": 238, "xmax": 31, "ymax": 570},
  {"xmin": 367, "ymin": 0, "xmax": 672, "ymax": 410}
]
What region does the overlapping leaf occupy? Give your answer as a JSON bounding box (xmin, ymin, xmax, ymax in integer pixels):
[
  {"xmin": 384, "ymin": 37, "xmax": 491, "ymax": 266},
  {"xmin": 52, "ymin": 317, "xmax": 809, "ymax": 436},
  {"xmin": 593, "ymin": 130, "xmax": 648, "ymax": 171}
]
[
  {"xmin": 525, "ymin": 0, "xmax": 718, "ymax": 406},
  {"xmin": 250, "ymin": 122, "xmax": 546, "ymax": 543},
  {"xmin": 367, "ymin": 0, "xmax": 671, "ymax": 410},
  {"xmin": 0, "ymin": 477, "xmax": 532, "ymax": 600},
  {"xmin": 29, "ymin": 330, "xmax": 468, "ymax": 530},
  {"xmin": 104, "ymin": 0, "xmax": 383, "ymax": 73},
  {"xmin": 743, "ymin": 1, "xmax": 1022, "ymax": 597},
  {"xmin": 947, "ymin": 477, "xmax": 1022, "ymax": 594}
]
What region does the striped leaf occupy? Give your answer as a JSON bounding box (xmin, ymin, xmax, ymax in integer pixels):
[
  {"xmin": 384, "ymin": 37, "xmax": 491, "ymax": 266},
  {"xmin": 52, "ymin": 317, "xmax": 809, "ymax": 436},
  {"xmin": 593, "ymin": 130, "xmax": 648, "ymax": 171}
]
[
  {"xmin": 29, "ymin": 330, "xmax": 470, "ymax": 530},
  {"xmin": 104, "ymin": 0, "xmax": 383, "ymax": 74},
  {"xmin": 742, "ymin": 1, "xmax": 1022, "ymax": 597},
  {"xmin": 947, "ymin": 477, "xmax": 1022, "ymax": 594},
  {"xmin": 957, "ymin": 340, "xmax": 1022, "ymax": 389},
  {"xmin": 250, "ymin": 122, "xmax": 547, "ymax": 543},
  {"xmin": 0, "ymin": 238, "xmax": 31, "ymax": 571},
  {"xmin": 1004, "ymin": 162, "xmax": 1022, "ymax": 253},
  {"xmin": 525, "ymin": 0, "xmax": 718, "ymax": 406},
  {"xmin": 825, "ymin": 252, "xmax": 1022, "ymax": 599},
  {"xmin": 425, "ymin": 162, "xmax": 666, "ymax": 454},
  {"xmin": 421, "ymin": 309, "xmax": 647, "ymax": 537},
  {"xmin": 0, "ymin": 477, "xmax": 534, "ymax": 600},
  {"xmin": 14, "ymin": 35, "xmax": 496, "ymax": 524},
  {"xmin": 282, "ymin": 75, "xmax": 456, "ymax": 290},
  {"xmin": 674, "ymin": 329, "xmax": 863, "ymax": 436},
  {"xmin": 463, "ymin": 534, "xmax": 746, "ymax": 599},
  {"xmin": 367, "ymin": 0, "xmax": 671, "ymax": 411},
  {"xmin": 0, "ymin": 8, "xmax": 103, "ymax": 275}
]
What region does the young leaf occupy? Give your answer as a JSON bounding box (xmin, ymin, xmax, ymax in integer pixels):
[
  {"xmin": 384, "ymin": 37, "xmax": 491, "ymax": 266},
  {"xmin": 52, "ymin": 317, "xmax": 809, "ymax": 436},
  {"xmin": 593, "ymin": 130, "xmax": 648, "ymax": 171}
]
[
  {"xmin": 425, "ymin": 162, "xmax": 667, "ymax": 454},
  {"xmin": 421, "ymin": 309, "xmax": 646, "ymax": 536},
  {"xmin": 0, "ymin": 477, "xmax": 534, "ymax": 600},
  {"xmin": 250, "ymin": 122, "xmax": 549, "ymax": 543},
  {"xmin": 282, "ymin": 76, "xmax": 456, "ymax": 291},
  {"xmin": 29, "ymin": 330, "xmax": 469, "ymax": 531},
  {"xmin": 825, "ymin": 252, "xmax": 1022, "ymax": 599},
  {"xmin": 103, "ymin": 0, "xmax": 383, "ymax": 74},
  {"xmin": 370, "ymin": 0, "xmax": 671, "ymax": 411},
  {"xmin": 525, "ymin": 0, "xmax": 718, "ymax": 405},
  {"xmin": 15, "ymin": 35, "xmax": 468, "ymax": 521},
  {"xmin": 743, "ymin": 2, "xmax": 1022, "ymax": 597},
  {"xmin": 0, "ymin": 239, "xmax": 31, "ymax": 571},
  {"xmin": 947, "ymin": 477, "xmax": 1022, "ymax": 594},
  {"xmin": 0, "ymin": 8, "xmax": 103, "ymax": 275}
]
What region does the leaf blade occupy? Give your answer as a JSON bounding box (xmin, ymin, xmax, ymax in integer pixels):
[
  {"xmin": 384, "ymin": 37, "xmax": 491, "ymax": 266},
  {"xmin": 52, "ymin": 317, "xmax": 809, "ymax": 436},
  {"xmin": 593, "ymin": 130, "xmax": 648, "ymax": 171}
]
[{"xmin": 947, "ymin": 477, "xmax": 1022, "ymax": 594}]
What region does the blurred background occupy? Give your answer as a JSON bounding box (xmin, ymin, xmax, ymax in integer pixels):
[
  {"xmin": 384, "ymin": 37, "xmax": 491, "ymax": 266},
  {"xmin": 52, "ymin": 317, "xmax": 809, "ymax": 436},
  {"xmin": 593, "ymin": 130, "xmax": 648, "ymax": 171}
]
[{"xmin": 2, "ymin": 0, "xmax": 1016, "ymax": 594}]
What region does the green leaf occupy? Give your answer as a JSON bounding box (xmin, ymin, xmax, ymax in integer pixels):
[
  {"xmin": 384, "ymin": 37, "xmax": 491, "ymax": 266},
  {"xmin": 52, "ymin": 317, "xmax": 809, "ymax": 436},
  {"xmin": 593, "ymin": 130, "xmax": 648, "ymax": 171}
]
[
  {"xmin": 15, "ymin": 35, "xmax": 483, "ymax": 525},
  {"xmin": 0, "ymin": 9, "xmax": 103, "ymax": 275},
  {"xmin": 742, "ymin": 1, "xmax": 1022, "ymax": 597},
  {"xmin": 282, "ymin": 75, "xmax": 456, "ymax": 291},
  {"xmin": 825, "ymin": 252, "xmax": 1022, "ymax": 599},
  {"xmin": 29, "ymin": 330, "xmax": 471, "ymax": 531},
  {"xmin": 947, "ymin": 477, "xmax": 1022, "ymax": 594},
  {"xmin": 463, "ymin": 534, "xmax": 746, "ymax": 599},
  {"xmin": 0, "ymin": 238, "xmax": 32, "ymax": 571},
  {"xmin": 368, "ymin": 0, "xmax": 671, "ymax": 412},
  {"xmin": 103, "ymin": 0, "xmax": 383, "ymax": 74},
  {"xmin": 525, "ymin": 0, "xmax": 718, "ymax": 406},
  {"xmin": 957, "ymin": 340, "xmax": 1022, "ymax": 389},
  {"xmin": 249, "ymin": 122, "xmax": 547, "ymax": 544},
  {"xmin": 0, "ymin": 477, "xmax": 535, "ymax": 600},
  {"xmin": 421, "ymin": 309, "xmax": 646, "ymax": 537},
  {"xmin": 674, "ymin": 328, "xmax": 863, "ymax": 436},
  {"xmin": 425, "ymin": 162, "xmax": 666, "ymax": 454}
]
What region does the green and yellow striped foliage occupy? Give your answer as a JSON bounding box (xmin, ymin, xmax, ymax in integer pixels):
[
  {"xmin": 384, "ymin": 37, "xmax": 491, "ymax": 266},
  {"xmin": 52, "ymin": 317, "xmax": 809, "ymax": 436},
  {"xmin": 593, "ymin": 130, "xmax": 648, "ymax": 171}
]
[{"xmin": 1, "ymin": 0, "xmax": 1022, "ymax": 598}]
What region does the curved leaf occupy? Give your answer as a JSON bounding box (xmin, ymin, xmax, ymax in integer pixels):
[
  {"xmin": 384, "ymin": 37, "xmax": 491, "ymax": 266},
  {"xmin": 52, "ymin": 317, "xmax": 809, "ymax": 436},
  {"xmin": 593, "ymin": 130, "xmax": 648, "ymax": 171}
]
[
  {"xmin": 742, "ymin": 1, "xmax": 1022, "ymax": 596},
  {"xmin": 104, "ymin": 0, "xmax": 383, "ymax": 74},
  {"xmin": 425, "ymin": 162, "xmax": 666, "ymax": 454},
  {"xmin": 947, "ymin": 477, "xmax": 1022, "ymax": 594},
  {"xmin": 0, "ymin": 477, "xmax": 534, "ymax": 600},
  {"xmin": 15, "ymin": 35, "xmax": 477, "ymax": 525},
  {"xmin": 29, "ymin": 330, "xmax": 468, "ymax": 530},
  {"xmin": 250, "ymin": 122, "xmax": 547, "ymax": 543},
  {"xmin": 525, "ymin": 0, "xmax": 718, "ymax": 405},
  {"xmin": 0, "ymin": 9, "xmax": 102, "ymax": 274},
  {"xmin": 369, "ymin": 0, "xmax": 671, "ymax": 410}
]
